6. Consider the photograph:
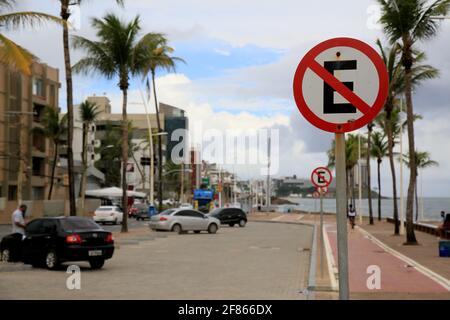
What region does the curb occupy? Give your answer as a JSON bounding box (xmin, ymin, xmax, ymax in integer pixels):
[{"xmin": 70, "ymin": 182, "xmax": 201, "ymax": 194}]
[
  {"xmin": 357, "ymin": 226, "xmax": 450, "ymax": 292},
  {"xmin": 322, "ymin": 224, "xmax": 339, "ymax": 291}
]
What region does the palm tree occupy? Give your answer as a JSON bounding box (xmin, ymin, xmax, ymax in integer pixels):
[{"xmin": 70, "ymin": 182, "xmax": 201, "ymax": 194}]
[
  {"xmin": 140, "ymin": 34, "xmax": 185, "ymax": 211},
  {"xmin": 0, "ymin": 0, "xmax": 62, "ymax": 75},
  {"xmin": 371, "ymin": 131, "xmax": 388, "ymax": 221},
  {"xmin": 378, "ymin": 0, "xmax": 450, "ymax": 244},
  {"xmin": 73, "ymin": 14, "xmax": 156, "ymax": 232},
  {"xmin": 402, "ymin": 151, "xmax": 438, "ymax": 221},
  {"xmin": 33, "ymin": 107, "xmax": 67, "ymax": 200},
  {"xmin": 78, "ymin": 100, "xmax": 100, "ymax": 214},
  {"xmin": 95, "ymin": 122, "xmax": 122, "ymax": 187},
  {"xmin": 58, "ymin": 0, "xmax": 124, "ymax": 217},
  {"xmin": 327, "ymin": 134, "xmax": 364, "ymax": 207},
  {"xmin": 376, "ymin": 39, "xmax": 403, "ymax": 233},
  {"xmin": 376, "ymin": 39, "xmax": 438, "ymax": 234}
]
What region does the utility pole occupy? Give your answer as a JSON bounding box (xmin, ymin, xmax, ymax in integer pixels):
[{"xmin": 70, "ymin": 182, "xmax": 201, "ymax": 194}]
[
  {"xmin": 266, "ymin": 136, "xmax": 271, "ymax": 209},
  {"xmin": 136, "ymin": 92, "xmax": 155, "ymax": 205}
]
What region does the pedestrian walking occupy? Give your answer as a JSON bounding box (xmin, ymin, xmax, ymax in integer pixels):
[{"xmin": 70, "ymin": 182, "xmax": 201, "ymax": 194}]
[
  {"xmin": 12, "ymin": 204, "xmax": 27, "ymax": 236},
  {"xmin": 348, "ymin": 204, "xmax": 356, "ymax": 230}
]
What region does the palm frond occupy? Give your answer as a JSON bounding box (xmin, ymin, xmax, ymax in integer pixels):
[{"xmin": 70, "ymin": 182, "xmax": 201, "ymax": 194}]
[
  {"xmin": 0, "ymin": 11, "xmax": 64, "ymax": 30},
  {"xmin": 0, "ymin": 33, "xmax": 33, "ymax": 74}
]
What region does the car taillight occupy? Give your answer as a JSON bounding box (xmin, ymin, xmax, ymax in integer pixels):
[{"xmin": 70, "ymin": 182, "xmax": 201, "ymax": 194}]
[
  {"xmin": 66, "ymin": 234, "xmax": 82, "ymax": 244},
  {"xmin": 105, "ymin": 233, "xmax": 114, "ymax": 243},
  {"xmin": 160, "ymin": 216, "xmax": 168, "ymax": 221}
]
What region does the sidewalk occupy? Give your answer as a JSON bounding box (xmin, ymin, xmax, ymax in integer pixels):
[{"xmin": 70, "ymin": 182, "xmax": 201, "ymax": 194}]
[
  {"xmin": 326, "ymin": 223, "xmax": 450, "ymax": 299},
  {"xmin": 248, "ymin": 211, "xmax": 450, "ymax": 299}
]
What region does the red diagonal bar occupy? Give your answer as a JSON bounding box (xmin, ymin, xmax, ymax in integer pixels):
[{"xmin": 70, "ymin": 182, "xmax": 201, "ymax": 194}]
[{"xmin": 308, "ymin": 59, "xmax": 373, "ymax": 115}]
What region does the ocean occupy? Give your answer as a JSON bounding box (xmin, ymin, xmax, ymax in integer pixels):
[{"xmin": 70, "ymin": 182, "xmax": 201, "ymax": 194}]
[{"xmin": 280, "ymin": 197, "xmax": 450, "ymax": 222}]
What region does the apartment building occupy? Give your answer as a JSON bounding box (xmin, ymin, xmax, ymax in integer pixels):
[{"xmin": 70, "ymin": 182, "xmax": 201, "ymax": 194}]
[{"xmin": 0, "ymin": 61, "xmax": 65, "ymax": 204}]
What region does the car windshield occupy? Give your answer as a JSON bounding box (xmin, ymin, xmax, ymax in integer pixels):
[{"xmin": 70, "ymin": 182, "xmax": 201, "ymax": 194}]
[
  {"xmin": 97, "ymin": 207, "xmax": 114, "ymax": 211},
  {"xmin": 161, "ymin": 209, "xmax": 175, "ymax": 215},
  {"xmin": 60, "ymin": 218, "xmax": 100, "ymax": 231},
  {"xmin": 133, "ymin": 204, "xmax": 146, "ymax": 209},
  {"xmin": 209, "ymin": 209, "xmax": 222, "ymax": 216}
]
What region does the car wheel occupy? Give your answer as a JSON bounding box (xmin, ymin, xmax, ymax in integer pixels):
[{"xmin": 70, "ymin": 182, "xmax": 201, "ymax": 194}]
[
  {"xmin": 172, "ymin": 224, "xmax": 182, "ymax": 234},
  {"xmin": 229, "ymin": 223, "xmax": 235, "ymax": 227},
  {"xmin": 208, "ymin": 223, "xmax": 218, "ymax": 234},
  {"xmin": 114, "ymin": 218, "xmax": 118, "ymax": 225},
  {"xmin": 1, "ymin": 248, "xmax": 11, "ymax": 262},
  {"xmin": 89, "ymin": 258, "xmax": 105, "ymax": 270},
  {"xmin": 239, "ymin": 219, "xmax": 247, "ymax": 227},
  {"xmin": 45, "ymin": 250, "xmax": 60, "ymax": 270},
  {"xmin": 194, "ymin": 230, "xmax": 201, "ymax": 234}
]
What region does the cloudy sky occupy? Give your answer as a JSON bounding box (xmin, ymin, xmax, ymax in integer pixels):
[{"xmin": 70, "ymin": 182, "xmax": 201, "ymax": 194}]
[{"xmin": 6, "ymin": 0, "xmax": 450, "ymax": 197}]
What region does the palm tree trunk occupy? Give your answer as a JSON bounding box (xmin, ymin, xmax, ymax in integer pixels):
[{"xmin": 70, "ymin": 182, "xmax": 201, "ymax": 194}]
[
  {"xmin": 151, "ymin": 71, "xmax": 163, "ymax": 212},
  {"xmin": 377, "ymin": 159, "xmax": 381, "ymax": 221},
  {"xmin": 121, "ymin": 87, "xmax": 129, "ymax": 233},
  {"xmin": 386, "ymin": 108, "xmax": 399, "ymax": 234},
  {"xmin": 403, "ymin": 42, "xmax": 418, "ymax": 244},
  {"xmin": 367, "ymin": 123, "xmax": 374, "ymax": 225},
  {"xmin": 48, "ymin": 141, "xmax": 58, "ymax": 200},
  {"xmin": 415, "ymin": 181, "xmax": 419, "ymax": 222},
  {"xmin": 78, "ymin": 123, "xmax": 88, "ymax": 215},
  {"xmin": 61, "ymin": 0, "xmax": 76, "ymax": 216}
]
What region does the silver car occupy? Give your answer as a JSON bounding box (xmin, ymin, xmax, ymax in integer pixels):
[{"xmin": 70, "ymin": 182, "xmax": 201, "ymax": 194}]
[{"xmin": 149, "ymin": 208, "xmax": 220, "ymax": 234}]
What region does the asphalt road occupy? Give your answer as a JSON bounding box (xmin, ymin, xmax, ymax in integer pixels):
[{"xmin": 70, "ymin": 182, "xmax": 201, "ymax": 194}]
[{"xmin": 0, "ymin": 221, "xmax": 313, "ymax": 299}]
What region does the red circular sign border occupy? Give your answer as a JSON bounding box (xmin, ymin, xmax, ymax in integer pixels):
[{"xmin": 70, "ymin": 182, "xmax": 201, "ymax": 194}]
[
  {"xmin": 310, "ymin": 166, "xmax": 333, "ymax": 188},
  {"xmin": 293, "ymin": 37, "xmax": 389, "ymax": 133}
]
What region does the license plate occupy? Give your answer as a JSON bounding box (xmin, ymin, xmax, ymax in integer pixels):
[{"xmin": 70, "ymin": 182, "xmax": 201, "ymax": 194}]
[{"xmin": 88, "ymin": 250, "xmax": 102, "ymax": 257}]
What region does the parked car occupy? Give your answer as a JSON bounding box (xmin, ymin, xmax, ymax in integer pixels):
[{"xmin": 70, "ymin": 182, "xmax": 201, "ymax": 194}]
[
  {"xmin": 209, "ymin": 207, "xmax": 247, "ymax": 227},
  {"xmin": 93, "ymin": 206, "xmax": 123, "ymax": 225},
  {"xmin": 0, "ymin": 217, "xmax": 114, "ymax": 270},
  {"xmin": 149, "ymin": 208, "xmax": 220, "ymax": 234},
  {"xmin": 130, "ymin": 203, "xmax": 148, "ymax": 220},
  {"xmin": 179, "ymin": 203, "xmax": 193, "ymax": 209}
]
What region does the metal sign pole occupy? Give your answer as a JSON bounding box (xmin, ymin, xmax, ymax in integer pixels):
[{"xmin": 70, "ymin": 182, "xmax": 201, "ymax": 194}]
[
  {"xmin": 335, "ymin": 132, "xmax": 349, "ymax": 300},
  {"xmin": 320, "ymin": 188, "xmax": 324, "ymax": 278}
]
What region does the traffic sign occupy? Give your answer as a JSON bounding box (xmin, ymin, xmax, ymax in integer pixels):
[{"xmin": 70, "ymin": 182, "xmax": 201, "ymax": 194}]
[
  {"xmin": 293, "ymin": 37, "xmax": 388, "ymax": 133},
  {"xmin": 311, "ymin": 167, "xmax": 332, "ymax": 188},
  {"xmin": 317, "ymin": 186, "xmax": 328, "ymax": 194}
]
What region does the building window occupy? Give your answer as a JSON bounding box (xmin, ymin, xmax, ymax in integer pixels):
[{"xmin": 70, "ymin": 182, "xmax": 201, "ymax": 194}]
[
  {"xmin": 32, "ymin": 78, "xmax": 45, "ymax": 98},
  {"xmin": 32, "ymin": 187, "xmax": 45, "ymax": 200},
  {"xmin": 91, "ymin": 154, "xmax": 95, "ymax": 160},
  {"xmin": 32, "ymin": 157, "xmax": 45, "ymax": 176},
  {"xmin": 8, "ymin": 186, "xmax": 17, "ymax": 201}
]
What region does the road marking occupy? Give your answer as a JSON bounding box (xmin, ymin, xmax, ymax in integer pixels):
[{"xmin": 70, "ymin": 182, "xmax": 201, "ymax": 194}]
[{"xmin": 357, "ymin": 226, "xmax": 450, "ymax": 292}]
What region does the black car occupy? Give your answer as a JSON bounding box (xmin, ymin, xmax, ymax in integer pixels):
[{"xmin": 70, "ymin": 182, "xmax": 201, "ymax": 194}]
[
  {"xmin": 209, "ymin": 208, "xmax": 247, "ymax": 227},
  {"xmin": 0, "ymin": 217, "xmax": 114, "ymax": 270}
]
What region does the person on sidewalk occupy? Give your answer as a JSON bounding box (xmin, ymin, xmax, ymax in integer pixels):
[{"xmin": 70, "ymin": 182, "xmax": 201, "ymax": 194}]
[
  {"xmin": 11, "ymin": 204, "xmax": 27, "ymax": 236},
  {"xmin": 348, "ymin": 204, "xmax": 356, "ymax": 230}
]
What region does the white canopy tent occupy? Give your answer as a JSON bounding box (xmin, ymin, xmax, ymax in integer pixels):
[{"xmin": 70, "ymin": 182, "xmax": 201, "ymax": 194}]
[{"xmin": 85, "ymin": 187, "xmax": 146, "ymax": 199}]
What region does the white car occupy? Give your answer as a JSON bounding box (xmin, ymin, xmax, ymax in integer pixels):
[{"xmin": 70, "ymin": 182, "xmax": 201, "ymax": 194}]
[
  {"xmin": 149, "ymin": 208, "xmax": 220, "ymax": 234},
  {"xmin": 93, "ymin": 206, "xmax": 123, "ymax": 225},
  {"xmin": 179, "ymin": 203, "xmax": 193, "ymax": 209}
]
